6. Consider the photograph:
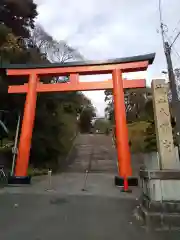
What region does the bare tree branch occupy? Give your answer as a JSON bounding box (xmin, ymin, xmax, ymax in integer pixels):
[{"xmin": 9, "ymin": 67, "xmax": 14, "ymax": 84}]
[{"xmin": 29, "ymin": 25, "xmax": 84, "ymax": 63}]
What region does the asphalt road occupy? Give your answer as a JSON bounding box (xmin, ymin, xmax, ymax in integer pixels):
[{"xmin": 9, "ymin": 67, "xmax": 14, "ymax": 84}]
[
  {"xmin": 0, "ymin": 193, "xmax": 179, "ymax": 240},
  {"xmin": 0, "ymin": 134, "xmax": 179, "ymax": 239}
]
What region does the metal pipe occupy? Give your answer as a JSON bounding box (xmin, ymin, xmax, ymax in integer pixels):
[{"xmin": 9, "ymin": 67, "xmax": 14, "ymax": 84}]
[{"xmin": 11, "ymin": 113, "xmax": 21, "ymax": 176}]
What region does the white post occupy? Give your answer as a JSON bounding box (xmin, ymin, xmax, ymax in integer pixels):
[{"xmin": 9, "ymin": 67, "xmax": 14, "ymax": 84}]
[{"xmin": 47, "ymin": 169, "xmax": 52, "ymax": 190}]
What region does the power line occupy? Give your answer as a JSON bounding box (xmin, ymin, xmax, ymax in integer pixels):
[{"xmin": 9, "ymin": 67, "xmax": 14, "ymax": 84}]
[
  {"xmin": 159, "ymin": 0, "xmax": 166, "ymax": 50},
  {"xmin": 163, "ymin": 32, "xmax": 180, "ymax": 62},
  {"xmin": 158, "ymin": 1, "xmax": 180, "ymax": 67},
  {"xmin": 172, "ymin": 18, "xmax": 180, "ymax": 33},
  {"xmin": 159, "ymin": 0, "xmax": 180, "ymax": 49},
  {"xmin": 170, "ymin": 31, "xmax": 180, "ymax": 48},
  {"xmin": 171, "ymin": 47, "xmax": 180, "ymax": 61},
  {"xmin": 158, "ymin": 0, "xmax": 180, "ymax": 65}
]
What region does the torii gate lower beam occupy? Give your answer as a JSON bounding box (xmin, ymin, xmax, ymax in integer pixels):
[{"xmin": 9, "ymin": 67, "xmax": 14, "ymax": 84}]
[
  {"xmin": 8, "ymin": 79, "xmax": 145, "ymax": 93},
  {"xmin": 5, "ymin": 53, "xmax": 155, "ymax": 190}
]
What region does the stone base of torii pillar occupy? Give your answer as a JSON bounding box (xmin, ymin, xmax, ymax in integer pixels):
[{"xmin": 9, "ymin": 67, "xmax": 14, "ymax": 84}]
[{"xmin": 138, "ymin": 79, "xmax": 180, "ymax": 230}]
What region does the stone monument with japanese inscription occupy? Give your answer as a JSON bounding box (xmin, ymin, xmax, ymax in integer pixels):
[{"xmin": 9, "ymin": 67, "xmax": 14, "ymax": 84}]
[
  {"xmin": 152, "ymin": 79, "xmax": 180, "ymax": 170},
  {"xmin": 139, "ymin": 79, "xmax": 180, "ymax": 230}
]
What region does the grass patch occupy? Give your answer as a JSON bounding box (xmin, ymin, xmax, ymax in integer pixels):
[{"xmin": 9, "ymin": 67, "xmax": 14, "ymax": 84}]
[
  {"xmin": 27, "ymin": 167, "xmax": 48, "ymax": 177},
  {"xmin": 128, "ymin": 121, "xmax": 151, "ymax": 153}
]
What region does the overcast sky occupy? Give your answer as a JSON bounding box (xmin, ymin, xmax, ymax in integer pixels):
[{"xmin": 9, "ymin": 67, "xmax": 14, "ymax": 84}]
[{"xmin": 34, "ymin": 0, "xmax": 180, "ymax": 116}]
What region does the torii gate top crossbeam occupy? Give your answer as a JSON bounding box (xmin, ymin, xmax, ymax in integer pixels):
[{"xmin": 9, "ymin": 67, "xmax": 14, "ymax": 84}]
[{"xmin": 5, "ymin": 53, "xmax": 155, "ymax": 76}]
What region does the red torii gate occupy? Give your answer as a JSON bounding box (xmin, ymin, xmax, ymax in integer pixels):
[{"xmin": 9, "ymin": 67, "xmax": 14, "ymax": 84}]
[{"xmin": 6, "ymin": 53, "xmax": 155, "ymax": 190}]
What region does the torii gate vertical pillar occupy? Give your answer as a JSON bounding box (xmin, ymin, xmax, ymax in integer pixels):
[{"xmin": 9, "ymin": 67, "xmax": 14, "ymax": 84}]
[
  {"xmin": 12, "ymin": 73, "xmax": 38, "ymax": 183},
  {"xmin": 113, "ymin": 69, "xmax": 133, "ymax": 191}
]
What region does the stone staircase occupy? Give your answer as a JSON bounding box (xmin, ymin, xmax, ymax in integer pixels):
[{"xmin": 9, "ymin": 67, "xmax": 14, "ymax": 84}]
[
  {"xmin": 67, "ymin": 134, "xmax": 118, "ymax": 173},
  {"xmin": 67, "ymin": 133, "xmax": 145, "ymax": 176}
]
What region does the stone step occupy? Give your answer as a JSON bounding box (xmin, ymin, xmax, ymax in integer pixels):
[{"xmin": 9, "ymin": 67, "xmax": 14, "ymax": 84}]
[{"xmin": 136, "ymin": 205, "xmax": 180, "ymax": 231}]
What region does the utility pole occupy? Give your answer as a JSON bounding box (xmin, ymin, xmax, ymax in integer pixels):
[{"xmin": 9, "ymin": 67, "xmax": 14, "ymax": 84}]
[
  {"xmin": 159, "ymin": 0, "xmax": 180, "ymax": 145},
  {"xmin": 164, "ymin": 42, "xmax": 180, "ymax": 143}
]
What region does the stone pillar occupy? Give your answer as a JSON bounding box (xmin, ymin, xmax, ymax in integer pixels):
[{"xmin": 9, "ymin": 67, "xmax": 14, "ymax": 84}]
[
  {"xmin": 152, "ymin": 79, "xmax": 179, "ymax": 169},
  {"xmin": 138, "ymin": 79, "xmax": 180, "ymax": 230}
]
